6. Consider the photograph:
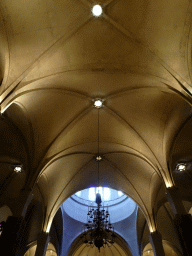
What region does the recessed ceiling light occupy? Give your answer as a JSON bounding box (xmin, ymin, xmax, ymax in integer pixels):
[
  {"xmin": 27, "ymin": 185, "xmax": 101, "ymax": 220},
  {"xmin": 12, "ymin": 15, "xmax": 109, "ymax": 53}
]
[
  {"xmin": 14, "ymin": 166, "xmax": 23, "ymax": 173},
  {"xmin": 96, "ymin": 155, "xmax": 102, "ymax": 161},
  {"xmin": 94, "ymin": 99, "xmax": 103, "ymax": 108},
  {"xmin": 176, "ymin": 163, "xmax": 186, "ymax": 172},
  {"xmin": 92, "ymin": 5, "xmax": 102, "ymax": 17}
]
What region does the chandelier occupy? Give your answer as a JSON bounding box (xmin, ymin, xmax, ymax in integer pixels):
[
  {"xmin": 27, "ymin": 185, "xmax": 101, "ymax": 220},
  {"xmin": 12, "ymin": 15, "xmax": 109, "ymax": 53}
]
[
  {"xmin": 80, "ymin": 100, "xmax": 116, "ymax": 252},
  {"xmin": 81, "ymin": 192, "xmax": 116, "ymax": 252}
]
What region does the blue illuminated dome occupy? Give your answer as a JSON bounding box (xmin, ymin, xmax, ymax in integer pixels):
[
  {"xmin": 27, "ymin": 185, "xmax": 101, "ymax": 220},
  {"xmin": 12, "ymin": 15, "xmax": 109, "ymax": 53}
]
[{"xmin": 63, "ymin": 187, "xmax": 136, "ymax": 224}]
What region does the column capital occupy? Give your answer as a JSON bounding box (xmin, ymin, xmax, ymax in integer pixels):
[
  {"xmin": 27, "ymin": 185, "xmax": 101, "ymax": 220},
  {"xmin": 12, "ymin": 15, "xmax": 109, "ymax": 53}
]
[{"xmin": 166, "ymin": 186, "xmax": 186, "ymax": 215}]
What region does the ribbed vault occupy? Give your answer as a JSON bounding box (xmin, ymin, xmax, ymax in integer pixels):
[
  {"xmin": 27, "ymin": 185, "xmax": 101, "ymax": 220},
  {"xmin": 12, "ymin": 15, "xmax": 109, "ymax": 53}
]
[{"xmin": 0, "ymin": 0, "xmax": 192, "ymax": 237}]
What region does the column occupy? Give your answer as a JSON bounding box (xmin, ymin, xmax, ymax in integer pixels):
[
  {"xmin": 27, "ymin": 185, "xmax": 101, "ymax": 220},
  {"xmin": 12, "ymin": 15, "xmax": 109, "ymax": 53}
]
[
  {"xmin": 149, "ymin": 231, "xmax": 165, "ymax": 256},
  {"xmin": 0, "ymin": 189, "xmax": 33, "ymax": 255},
  {"xmin": 166, "ymin": 186, "xmax": 192, "ymax": 256},
  {"xmin": 0, "ymin": 216, "xmax": 23, "ymax": 255},
  {"xmin": 35, "ymin": 232, "xmax": 50, "ymax": 256}
]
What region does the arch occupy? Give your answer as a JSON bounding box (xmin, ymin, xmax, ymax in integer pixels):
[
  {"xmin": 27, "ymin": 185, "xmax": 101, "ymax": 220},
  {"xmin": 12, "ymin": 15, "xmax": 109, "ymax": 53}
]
[
  {"xmin": 0, "ymin": 205, "xmax": 12, "ymax": 222},
  {"xmin": 68, "ymin": 231, "xmax": 133, "ymax": 256},
  {"xmin": 24, "ymin": 242, "xmax": 57, "ymax": 256},
  {"xmin": 142, "ymin": 240, "xmax": 182, "ymax": 256},
  {"xmin": 37, "ymin": 154, "xmax": 162, "ymax": 233}
]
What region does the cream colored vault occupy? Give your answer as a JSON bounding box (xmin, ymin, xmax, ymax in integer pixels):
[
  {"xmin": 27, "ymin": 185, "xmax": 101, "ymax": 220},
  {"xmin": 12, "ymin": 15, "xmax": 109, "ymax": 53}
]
[{"xmin": 0, "ymin": 0, "xmax": 192, "ymax": 244}]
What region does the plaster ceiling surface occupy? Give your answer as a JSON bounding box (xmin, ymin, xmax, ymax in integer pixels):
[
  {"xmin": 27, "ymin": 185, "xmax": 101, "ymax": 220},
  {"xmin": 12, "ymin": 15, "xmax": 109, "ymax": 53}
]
[{"xmin": 1, "ymin": 0, "xmax": 192, "ymax": 233}]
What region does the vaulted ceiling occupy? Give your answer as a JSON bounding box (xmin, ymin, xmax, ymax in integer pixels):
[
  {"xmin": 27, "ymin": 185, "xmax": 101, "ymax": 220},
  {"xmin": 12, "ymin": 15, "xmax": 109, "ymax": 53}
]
[{"xmin": 0, "ymin": 0, "xmax": 192, "ymax": 239}]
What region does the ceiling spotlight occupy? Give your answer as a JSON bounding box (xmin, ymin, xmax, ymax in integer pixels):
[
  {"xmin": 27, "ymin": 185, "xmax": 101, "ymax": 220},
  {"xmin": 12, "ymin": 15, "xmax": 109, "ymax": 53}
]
[
  {"xmin": 92, "ymin": 5, "xmax": 103, "ymax": 17},
  {"xmin": 176, "ymin": 163, "xmax": 186, "ymax": 172},
  {"xmin": 14, "ymin": 166, "xmax": 23, "ymax": 173},
  {"xmin": 96, "ymin": 155, "xmax": 102, "ymax": 161},
  {"xmin": 94, "ymin": 99, "xmax": 103, "ymax": 108}
]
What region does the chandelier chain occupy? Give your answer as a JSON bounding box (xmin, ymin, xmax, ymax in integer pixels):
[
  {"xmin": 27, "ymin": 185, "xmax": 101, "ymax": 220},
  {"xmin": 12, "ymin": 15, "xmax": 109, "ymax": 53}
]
[
  {"xmin": 81, "ymin": 193, "xmax": 116, "ymax": 252},
  {"xmin": 98, "ymin": 109, "xmax": 100, "ymax": 187}
]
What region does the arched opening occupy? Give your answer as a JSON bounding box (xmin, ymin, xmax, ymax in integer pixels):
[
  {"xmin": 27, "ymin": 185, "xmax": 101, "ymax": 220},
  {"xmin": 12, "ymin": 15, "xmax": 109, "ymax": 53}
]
[
  {"xmin": 71, "ymin": 243, "xmax": 129, "ymax": 256},
  {"xmin": 61, "ymin": 186, "xmax": 138, "ymax": 256},
  {"xmin": 0, "ymin": 205, "xmax": 12, "ymax": 222},
  {"xmin": 142, "ymin": 241, "xmax": 182, "ymax": 256},
  {"xmin": 67, "ymin": 212, "xmax": 133, "ymax": 256}
]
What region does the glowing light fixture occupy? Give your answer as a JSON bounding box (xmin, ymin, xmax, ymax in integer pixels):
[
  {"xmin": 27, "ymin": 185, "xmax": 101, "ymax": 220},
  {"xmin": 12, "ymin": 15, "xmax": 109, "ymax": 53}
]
[
  {"xmin": 14, "ymin": 166, "xmax": 23, "ymax": 173},
  {"xmin": 165, "ymin": 182, "xmax": 173, "ymax": 188},
  {"xmin": 94, "ymin": 99, "xmax": 103, "ymax": 108},
  {"xmin": 96, "ymin": 155, "xmax": 102, "ymax": 161},
  {"xmin": 176, "ymin": 163, "xmax": 186, "ymax": 172},
  {"xmin": 92, "ymin": 5, "xmax": 102, "ymax": 16}
]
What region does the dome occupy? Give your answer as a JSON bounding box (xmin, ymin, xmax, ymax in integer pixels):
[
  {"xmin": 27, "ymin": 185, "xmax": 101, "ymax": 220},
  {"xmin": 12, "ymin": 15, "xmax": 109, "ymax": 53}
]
[
  {"xmin": 74, "ymin": 186, "xmax": 125, "ymax": 204},
  {"xmin": 63, "ymin": 187, "xmax": 136, "ymax": 223}
]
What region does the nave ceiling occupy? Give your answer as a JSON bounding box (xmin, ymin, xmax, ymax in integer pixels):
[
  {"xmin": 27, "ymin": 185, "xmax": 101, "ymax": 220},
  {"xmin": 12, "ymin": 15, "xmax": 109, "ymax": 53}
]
[{"xmin": 0, "ymin": 0, "xmax": 192, "ymax": 237}]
